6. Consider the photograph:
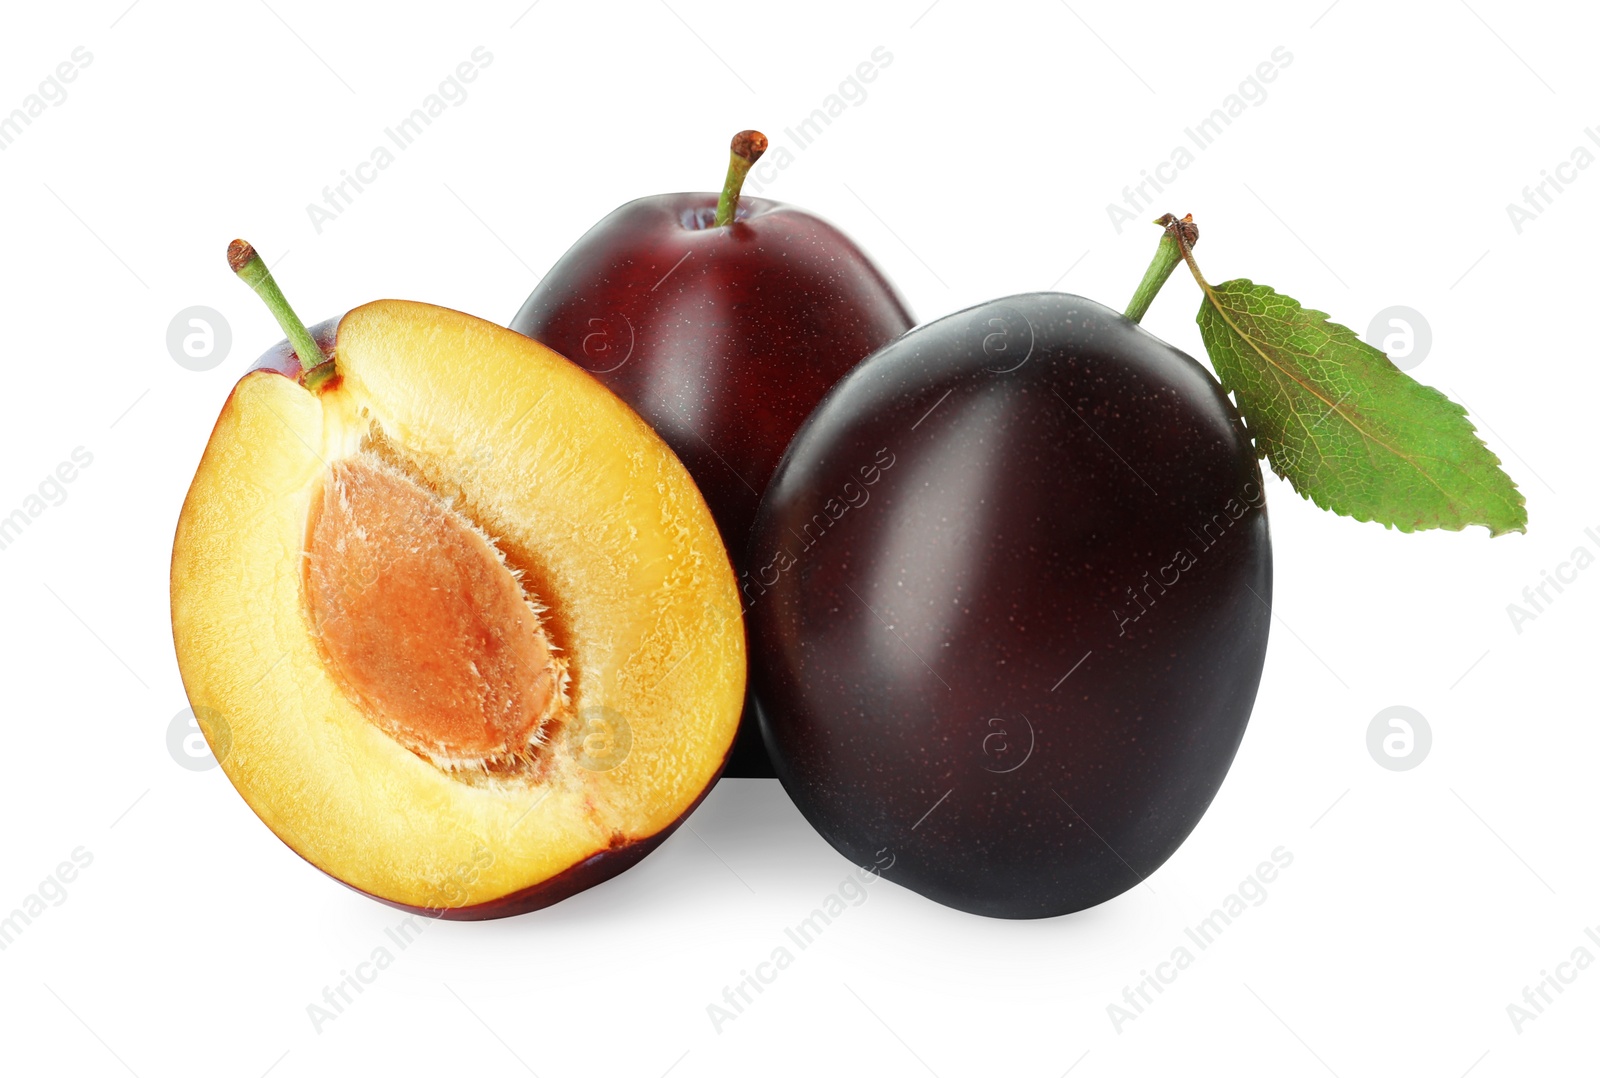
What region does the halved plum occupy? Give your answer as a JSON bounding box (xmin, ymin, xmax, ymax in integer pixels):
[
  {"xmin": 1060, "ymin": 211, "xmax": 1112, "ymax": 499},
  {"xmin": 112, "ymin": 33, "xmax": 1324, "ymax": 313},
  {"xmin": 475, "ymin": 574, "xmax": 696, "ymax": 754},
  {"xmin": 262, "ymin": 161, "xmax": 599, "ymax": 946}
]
[{"xmin": 172, "ymin": 298, "xmax": 745, "ymax": 917}]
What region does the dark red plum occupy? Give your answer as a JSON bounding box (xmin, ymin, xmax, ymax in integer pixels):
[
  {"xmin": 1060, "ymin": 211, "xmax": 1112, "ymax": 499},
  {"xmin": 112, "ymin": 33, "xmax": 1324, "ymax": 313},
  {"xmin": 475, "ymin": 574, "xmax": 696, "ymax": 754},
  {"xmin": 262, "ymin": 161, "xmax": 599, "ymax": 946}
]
[
  {"xmin": 746, "ymin": 292, "xmax": 1272, "ymax": 918},
  {"xmin": 511, "ymin": 192, "xmax": 912, "ymax": 775}
]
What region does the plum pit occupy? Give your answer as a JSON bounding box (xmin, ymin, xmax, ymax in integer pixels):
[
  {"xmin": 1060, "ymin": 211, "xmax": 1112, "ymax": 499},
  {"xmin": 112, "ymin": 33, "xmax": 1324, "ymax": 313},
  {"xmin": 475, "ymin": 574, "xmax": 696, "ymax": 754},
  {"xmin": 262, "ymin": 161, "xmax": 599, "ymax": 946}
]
[{"xmin": 304, "ymin": 452, "xmax": 568, "ymax": 774}]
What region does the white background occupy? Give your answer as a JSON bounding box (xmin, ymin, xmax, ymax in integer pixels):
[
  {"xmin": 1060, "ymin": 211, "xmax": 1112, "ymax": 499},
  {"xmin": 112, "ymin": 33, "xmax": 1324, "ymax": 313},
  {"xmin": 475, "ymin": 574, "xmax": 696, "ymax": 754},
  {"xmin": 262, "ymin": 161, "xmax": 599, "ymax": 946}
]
[{"xmin": 0, "ymin": 1, "xmax": 1595, "ymax": 1075}]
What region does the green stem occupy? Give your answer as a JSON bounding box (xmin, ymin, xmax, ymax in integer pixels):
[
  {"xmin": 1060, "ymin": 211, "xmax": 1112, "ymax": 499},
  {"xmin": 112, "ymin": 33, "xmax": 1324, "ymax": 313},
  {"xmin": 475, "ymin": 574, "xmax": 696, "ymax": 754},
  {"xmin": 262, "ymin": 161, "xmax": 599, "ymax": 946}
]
[
  {"xmin": 713, "ymin": 129, "xmax": 768, "ymax": 227},
  {"xmin": 227, "ymin": 239, "xmax": 334, "ymax": 389},
  {"xmin": 1123, "ymin": 213, "xmax": 1199, "ymax": 323}
]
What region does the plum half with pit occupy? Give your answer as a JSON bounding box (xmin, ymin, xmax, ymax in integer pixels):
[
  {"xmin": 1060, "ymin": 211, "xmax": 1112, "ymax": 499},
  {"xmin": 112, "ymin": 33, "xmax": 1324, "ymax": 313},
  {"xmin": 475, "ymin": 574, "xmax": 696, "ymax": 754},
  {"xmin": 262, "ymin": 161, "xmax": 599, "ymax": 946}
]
[
  {"xmin": 171, "ymin": 244, "xmax": 745, "ymax": 918},
  {"xmin": 746, "ymin": 292, "xmax": 1272, "ymax": 919}
]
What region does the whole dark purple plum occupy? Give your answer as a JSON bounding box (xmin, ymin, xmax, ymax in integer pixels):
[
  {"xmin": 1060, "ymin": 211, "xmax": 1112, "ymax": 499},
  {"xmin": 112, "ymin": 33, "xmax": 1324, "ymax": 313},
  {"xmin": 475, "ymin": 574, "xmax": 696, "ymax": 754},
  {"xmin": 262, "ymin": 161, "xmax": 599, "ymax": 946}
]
[{"xmin": 746, "ymin": 292, "xmax": 1272, "ymax": 918}]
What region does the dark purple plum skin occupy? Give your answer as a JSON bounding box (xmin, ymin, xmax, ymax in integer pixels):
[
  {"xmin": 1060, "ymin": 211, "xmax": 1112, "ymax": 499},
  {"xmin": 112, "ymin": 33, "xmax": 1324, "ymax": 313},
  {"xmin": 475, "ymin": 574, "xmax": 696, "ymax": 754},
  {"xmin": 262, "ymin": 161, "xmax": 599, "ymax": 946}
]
[
  {"xmin": 511, "ymin": 194, "xmax": 913, "ymax": 776},
  {"xmin": 746, "ymin": 293, "xmax": 1272, "ymax": 918}
]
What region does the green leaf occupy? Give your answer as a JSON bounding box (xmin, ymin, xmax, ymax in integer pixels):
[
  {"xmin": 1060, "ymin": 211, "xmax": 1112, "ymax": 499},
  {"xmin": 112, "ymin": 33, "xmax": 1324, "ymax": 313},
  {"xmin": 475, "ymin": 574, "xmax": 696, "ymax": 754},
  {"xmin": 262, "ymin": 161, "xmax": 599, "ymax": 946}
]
[{"xmin": 1194, "ymin": 279, "xmax": 1526, "ymax": 536}]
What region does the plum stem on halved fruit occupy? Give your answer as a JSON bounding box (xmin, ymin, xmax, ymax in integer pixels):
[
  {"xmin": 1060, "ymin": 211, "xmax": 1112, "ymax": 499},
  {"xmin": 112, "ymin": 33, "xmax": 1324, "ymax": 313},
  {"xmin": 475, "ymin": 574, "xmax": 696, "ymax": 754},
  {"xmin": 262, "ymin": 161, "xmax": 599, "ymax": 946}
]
[
  {"xmin": 1124, "ymin": 213, "xmax": 1199, "ymax": 324},
  {"xmin": 713, "ymin": 129, "xmax": 768, "ymax": 228},
  {"xmin": 227, "ymin": 239, "xmax": 336, "ymax": 390}
]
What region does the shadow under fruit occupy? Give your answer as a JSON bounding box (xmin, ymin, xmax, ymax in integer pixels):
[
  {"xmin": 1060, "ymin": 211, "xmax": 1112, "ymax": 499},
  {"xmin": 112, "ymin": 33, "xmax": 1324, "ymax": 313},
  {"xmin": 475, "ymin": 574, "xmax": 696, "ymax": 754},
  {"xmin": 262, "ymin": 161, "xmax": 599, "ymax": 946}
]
[{"xmin": 747, "ymin": 292, "xmax": 1272, "ymax": 918}]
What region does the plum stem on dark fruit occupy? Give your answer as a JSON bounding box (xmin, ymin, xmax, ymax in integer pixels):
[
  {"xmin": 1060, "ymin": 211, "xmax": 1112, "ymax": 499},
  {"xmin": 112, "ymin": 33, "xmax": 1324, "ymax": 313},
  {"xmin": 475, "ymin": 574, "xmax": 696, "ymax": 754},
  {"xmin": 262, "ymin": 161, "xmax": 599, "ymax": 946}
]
[
  {"xmin": 227, "ymin": 239, "xmax": 336, "ymax": 390},
  {"xmin": 713, "ymin": 129, "xmax": 769, "ymax": 228},
  {"xmin": 1124, "ymin": 213, "xmax": 1200, "ymax": 323}
]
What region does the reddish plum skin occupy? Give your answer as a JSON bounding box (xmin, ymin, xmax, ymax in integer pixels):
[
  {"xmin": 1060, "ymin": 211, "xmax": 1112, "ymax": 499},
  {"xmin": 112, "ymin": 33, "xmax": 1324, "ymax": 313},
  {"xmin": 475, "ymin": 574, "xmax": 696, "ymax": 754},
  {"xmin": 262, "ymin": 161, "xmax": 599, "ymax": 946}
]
[
  {"xmin": 511, "ymin": 195, "xmax": 914, "ymax": 776},
  {"xmin": 747, "ymin": 293, "xmax": 1272, "ymax": 918},
  {"xmin": 247, "ymin": 317, "xmax": 340, "ymax": 378}
]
